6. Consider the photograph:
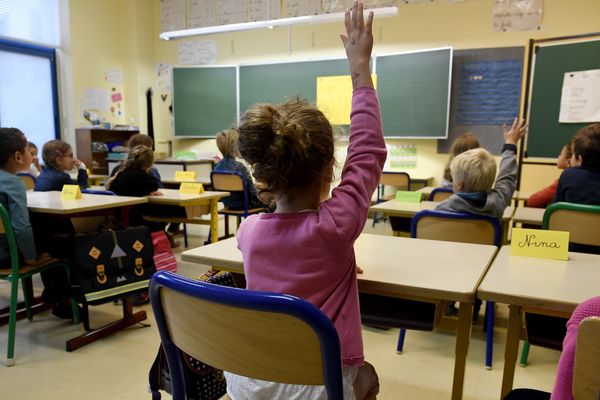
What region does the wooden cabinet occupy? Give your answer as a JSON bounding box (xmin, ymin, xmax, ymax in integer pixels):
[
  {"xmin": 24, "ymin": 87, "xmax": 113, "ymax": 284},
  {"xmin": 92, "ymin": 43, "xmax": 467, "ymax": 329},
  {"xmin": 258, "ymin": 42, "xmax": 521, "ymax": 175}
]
[{"xmin": 75, "ymin": 128, "xmax": 138, "ymax": 174}]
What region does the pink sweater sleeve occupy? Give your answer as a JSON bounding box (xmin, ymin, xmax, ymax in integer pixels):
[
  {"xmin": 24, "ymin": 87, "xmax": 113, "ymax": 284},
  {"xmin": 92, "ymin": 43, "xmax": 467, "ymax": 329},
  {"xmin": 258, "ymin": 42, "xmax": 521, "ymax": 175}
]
[
  {"xmin": 551, "ymin": 296, "xmax": 600, "ymax": 400},
  {"xmin": 321, "ymin": 87, "xmax": 387, "ymax": 241}
]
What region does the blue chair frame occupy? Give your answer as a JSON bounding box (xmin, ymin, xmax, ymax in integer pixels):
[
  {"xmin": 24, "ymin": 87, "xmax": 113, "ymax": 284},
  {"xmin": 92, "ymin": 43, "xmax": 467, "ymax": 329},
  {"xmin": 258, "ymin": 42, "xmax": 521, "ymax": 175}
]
[
  {"xmin": 150, "ymin": 271, "xmax": 344, "ymax": 400},
  {"xmin": 428, "ymin": 187, "xmax": 453, "ymax": 202},
  {"xmin": 405, "ymin": 210, "xmax": 501, "ymax": 369},
  {"xmin": 82, "ymin": 189, "xmax": 116, "ymax": 196}
]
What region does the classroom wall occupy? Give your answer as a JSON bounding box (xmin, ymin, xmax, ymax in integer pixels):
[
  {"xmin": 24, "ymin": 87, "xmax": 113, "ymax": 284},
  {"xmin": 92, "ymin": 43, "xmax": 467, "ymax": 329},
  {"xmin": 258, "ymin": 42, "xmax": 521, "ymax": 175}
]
[{"xmin": 68, "ymin": 0, "xmax": 600, "ymax": 189}]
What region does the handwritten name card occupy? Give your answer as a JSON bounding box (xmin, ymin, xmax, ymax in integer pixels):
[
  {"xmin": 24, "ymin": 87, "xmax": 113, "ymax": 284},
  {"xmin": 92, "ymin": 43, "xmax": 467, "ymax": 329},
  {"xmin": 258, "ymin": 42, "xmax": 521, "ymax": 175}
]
[
  {"xmin": 179, "ymin": 183, "xmax": 204, "ymax": 194},
  {"xmin": 510, "ymin": 228, "xmax": 570, "ymax": 261},
  {"xmin": 61, "ymin": 185, "xmax": 82, "ymax": 200},
  {"xmin": 174, "ymin": 171, "xmax": 197, "ymax": 182},
  {"xmin": 395, "ymin": 190, "xmax": 422, "ymax": 203}
]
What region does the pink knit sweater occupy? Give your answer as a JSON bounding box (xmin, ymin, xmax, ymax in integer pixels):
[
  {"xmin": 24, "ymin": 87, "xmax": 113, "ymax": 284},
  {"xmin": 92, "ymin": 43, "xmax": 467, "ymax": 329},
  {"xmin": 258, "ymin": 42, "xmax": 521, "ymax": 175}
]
[
  {"xmin": 237, "ymin": 87, "xmax": 387, "ymax": 366},
  {"xmin": 551, "ymin": 296, "xmax": 600, "ymax": 399}
]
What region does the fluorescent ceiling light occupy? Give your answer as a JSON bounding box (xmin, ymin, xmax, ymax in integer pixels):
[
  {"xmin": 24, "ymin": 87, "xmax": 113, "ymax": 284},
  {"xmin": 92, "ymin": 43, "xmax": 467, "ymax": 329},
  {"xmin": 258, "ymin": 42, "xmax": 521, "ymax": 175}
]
[{"xmin": 160, "ymin": 6, "xmax": 398, "ymax": 40}]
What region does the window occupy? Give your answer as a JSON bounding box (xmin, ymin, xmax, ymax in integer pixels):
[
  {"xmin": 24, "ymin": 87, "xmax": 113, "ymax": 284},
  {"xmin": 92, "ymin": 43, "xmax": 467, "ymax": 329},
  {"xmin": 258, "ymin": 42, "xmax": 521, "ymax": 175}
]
[{"xmin": 0, "ymin": 0, "xmax": 61, "ymax": 145}]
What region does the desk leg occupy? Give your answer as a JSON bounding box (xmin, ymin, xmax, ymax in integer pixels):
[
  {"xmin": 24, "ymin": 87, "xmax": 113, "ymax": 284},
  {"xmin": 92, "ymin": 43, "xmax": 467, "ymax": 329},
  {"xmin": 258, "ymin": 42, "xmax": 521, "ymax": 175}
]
[
  {"xmin": 452, "ymin": 301, "xmax": 473, "ymax": 400},
  {"xmin": 500, "ymin": 305, "xmax": 521, "ymax": 399},
  {"xmin": 210, "ymin": 199, "xmax": 219, "ymax": 243},
  {"xmin": 65, "ymin": 298, "xmax": 147, "ymax": 352}
]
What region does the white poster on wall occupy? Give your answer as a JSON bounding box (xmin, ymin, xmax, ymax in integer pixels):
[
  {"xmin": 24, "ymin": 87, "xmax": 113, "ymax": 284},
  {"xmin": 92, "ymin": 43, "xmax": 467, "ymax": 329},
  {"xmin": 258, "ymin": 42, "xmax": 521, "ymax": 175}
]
[
  {"xmin": 160, "ymin": 0, "xmax": 186, "ymax": 32},
  {"xmin": 178, "ymin": 40, "xmax": 217, "ymax": 65},
  {"xmin": 559, "ymin": 69, "xmax": 600, "ymax": 123},
  {"xmin": 84, "ymin": 88, "xmax": 110, "ymax": 111},
  {"xmin": 493, "ymin": 0, "xmax": 543, "ymax": 32},
  {"xmin": 157, "ymin": 62, "xmax": 173, "ymax": 91}
]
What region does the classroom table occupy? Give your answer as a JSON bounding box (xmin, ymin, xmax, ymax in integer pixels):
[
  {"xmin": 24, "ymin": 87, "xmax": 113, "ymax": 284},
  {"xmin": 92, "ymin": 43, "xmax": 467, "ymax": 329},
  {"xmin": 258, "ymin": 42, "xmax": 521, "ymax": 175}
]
[
  {"xmin": 22, "ymin": 191, "xmax": 149, "ymax": 351},
  {"xmin": 145, "ymin": 188, "xmax": 229, "ymax": 244},
  {"xmin": 478, "ymin": 246, "xmax": 600, "ymax": 399},
  {"xmin": 88, "ymin": 174, "xmax": 108, "ymax": 185},
  {"xmin": 416, "ymin": 187, "xmax": 530, "ymax": 204},
  {"xmin": 160, "ymin": 177, "xmax": 211, "ymax": 189},
  {"xmin": 369, "ymin": 200, "xmax": 516, "ymax": 222},
  {"xmin": 512, "ymin": 206, "xmax": 544, "ymax": 227},
  {"xmin": 181, "ymin": 233, "xmax": 499, "ymax": 400}
]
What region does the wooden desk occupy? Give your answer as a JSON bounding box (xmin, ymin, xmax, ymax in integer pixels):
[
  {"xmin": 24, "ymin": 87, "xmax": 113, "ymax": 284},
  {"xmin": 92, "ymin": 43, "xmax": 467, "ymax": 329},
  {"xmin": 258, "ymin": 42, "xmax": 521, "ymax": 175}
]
[
  {"xmin": 478, "ymin": 246, "xmax": 600, "ymax": 399},
  {"xmin": 512, "ymin": 206, "xmax": 544, "ymax": 227},
  {"xmin": 161, "ymin": 177, "xmax": 211, "ymax": 189},
  {"xmin": 24, "ymin": 190, "xmax": 149, "ymax": 352},
  {"xmin": 181, "ymin": 234, "xmax": 498, "ymax": 400},
  {"xmin": 146, "ymin": 189, "xmax": 229, "ymax": 243},
  {"xmin": 370, "ymin": 200, "xmax": 515, "ymax": 222},
  {"xmin": 26, "ymin": 191, "xmax": 146, "ymax": 214},
  {"xmin": 88, "ymin": 174, "xmax": 108, "ymax": 185}
]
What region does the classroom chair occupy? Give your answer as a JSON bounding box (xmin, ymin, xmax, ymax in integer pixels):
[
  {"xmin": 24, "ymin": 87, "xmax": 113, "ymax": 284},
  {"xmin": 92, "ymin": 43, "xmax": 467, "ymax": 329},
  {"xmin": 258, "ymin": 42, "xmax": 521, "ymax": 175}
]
[
  {"xmin": 408, "ymin": 210, "xmax": 501, "ymax": 369},
  {"xmin": 520, "ymin": 202, "xmax": 600, "ymax": 367},
  {"xmin": 504, "ymin": 316, "xmax": 600, "ymax": 400},
  {"xmin": 429, "ymin": 187, "xmax": 453, "ymax": 202},
  {"xmin": 149, "ymin": 271, "xmax": 344, "ymax": 400},
  {"xmin": 210, "ymin": 171, "xmax": 266, "ymax": 239},
  {"xmin": 372, "ymin": 171, "xmax": 410, "ymax": 226},
  {"xmin": 0, "ymin": 204, "xmax": 79, "ymax": 366},
  {"xmin": 16, "ymin": 173, "xmax": 35, "ymax": 190}
]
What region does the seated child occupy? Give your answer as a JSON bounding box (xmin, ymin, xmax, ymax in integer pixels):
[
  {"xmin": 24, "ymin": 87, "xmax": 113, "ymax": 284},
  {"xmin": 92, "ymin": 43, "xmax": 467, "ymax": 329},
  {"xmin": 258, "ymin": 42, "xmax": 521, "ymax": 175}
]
[
  {"xmin": 527, "ymin": 142, "xmax": 572, "ymax": 208},
  {"xmin": 110, "ymin": 133, "xmax": 162, "ymax": 188},
  {"xmin": 25, "ymin": 141, "xmax": 41, "ymax": 177},
  {"xmin": 555, "ymin": 123, "xmax": 600, "ymax": 205},
  {"xmin": 224, "ymin": 3, "xmax": 382, "ymax": 399},
  {"xmin": 436, "ymin": 118, "xmax": 526, "ymax": 219},
  {"xmin": 441, "ymin": 133, "xmax": 480, "ymax": 188},
  {"xmin": 213, "ymin": 128, "xmax": 264, "ymax": 210},
  {"xmin": 34, "ymin": 139, "xmax": 88, "ymax": 191},
  {"xmin": 0, "ymin": 128, "xmax": 78, "ymax": 318}
]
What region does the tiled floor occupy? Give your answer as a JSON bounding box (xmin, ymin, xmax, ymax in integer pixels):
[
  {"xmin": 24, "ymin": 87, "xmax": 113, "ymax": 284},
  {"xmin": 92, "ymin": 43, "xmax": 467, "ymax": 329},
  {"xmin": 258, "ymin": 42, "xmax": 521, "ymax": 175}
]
[{"xmin": 0, "ymin": 219, "xmax": 559, "ymax": 399}]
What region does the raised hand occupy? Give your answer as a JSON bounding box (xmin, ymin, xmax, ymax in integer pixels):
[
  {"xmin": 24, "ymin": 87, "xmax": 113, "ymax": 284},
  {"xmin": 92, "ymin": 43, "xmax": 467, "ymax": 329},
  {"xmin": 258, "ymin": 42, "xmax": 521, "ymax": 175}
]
[
  {"xmin": 340, "ymin": 1, "xmax": 374, "ymax": 89},
  {"xmin": 503, "ymin": 118, "xmax": 528, "ymax": 145}
]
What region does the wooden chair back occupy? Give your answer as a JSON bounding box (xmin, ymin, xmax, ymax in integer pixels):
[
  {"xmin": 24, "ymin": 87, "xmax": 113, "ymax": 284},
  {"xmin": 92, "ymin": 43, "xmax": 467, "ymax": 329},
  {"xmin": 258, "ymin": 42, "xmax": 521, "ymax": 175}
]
[
  {"xmin": 429, "ymin": 187, "xmax": 453, "ymax": 202},
  {"xmin": 411, "ymin": 210, "xmax": 501, "ymax": 246},
  {"xmin": 18, "ymin": 174, "xmax": 35, "ymax": 190},
  {"xmin": 573, "ymin": 316, "xmax": 600, "ymax": 400},
  {"xmin": 544, "ymin": 203, "xmax": 600, "ymax": 246},
  {"xmin": 377, "ymin": 172, "xmax": 410, "ymax": 202},
  {"xmin": 150, "ymin": 271, "xmax": 343, "ymax": 399},
  {"xmin": 211, "ymin": 172, "xmax": 244, "ymax": 192}
]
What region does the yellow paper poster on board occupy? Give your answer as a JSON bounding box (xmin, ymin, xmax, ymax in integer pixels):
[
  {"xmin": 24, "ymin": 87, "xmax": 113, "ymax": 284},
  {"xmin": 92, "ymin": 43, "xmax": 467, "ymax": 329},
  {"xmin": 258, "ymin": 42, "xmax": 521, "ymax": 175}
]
[
  {"xmin": 316, "ymin": 74, "xmax": 377, "ymax": 125},
  {"xmin": 510, "ymin": 228, "xmax": 570, "ymax": 261},
  {"xmin": 174, "ymin": 170, "xmax": 196, "ymax": 182},
  {"xmin": 61, "ymin": 184, "xmax": 82, "ymax": 200},
  {"xmin": 179, "ymin": 183, "xmax": 204, "ymax": 194}
]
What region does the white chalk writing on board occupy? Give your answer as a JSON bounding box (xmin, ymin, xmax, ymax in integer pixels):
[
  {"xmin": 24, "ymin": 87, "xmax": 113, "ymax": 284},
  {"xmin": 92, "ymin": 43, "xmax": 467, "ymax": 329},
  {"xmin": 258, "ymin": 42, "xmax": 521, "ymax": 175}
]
[
  {"xmin": 217, "ymin": 0, "xmax": 247, "ymax": 25},
  {"xmin": 188, "ymin": 0, "xmax": 216, "ymax": 28},
  {"xmin": 160, "ymin": 0, "xmax": 186, "ymax": 32},
  {"xmin": 178, "ymin": 41, "xmax": 217, "ymax": 65},
  {"xmin": 559, "ymin": 69, "xmax": 600, "ymax": 123},
  {"xmin": 249, "ymin": 0, "xmax": 281, "ymax": 21},
  {"xmin": 493, "ymin": 0, "xmax": 543, "ymax": 32}
]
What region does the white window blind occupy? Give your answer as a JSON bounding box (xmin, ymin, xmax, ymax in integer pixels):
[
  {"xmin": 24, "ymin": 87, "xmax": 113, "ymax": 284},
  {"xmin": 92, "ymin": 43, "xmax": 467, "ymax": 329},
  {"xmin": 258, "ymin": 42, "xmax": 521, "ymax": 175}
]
[{"xmin": 0, "ymin": 0, "xmax": 60, "ymax": 47}]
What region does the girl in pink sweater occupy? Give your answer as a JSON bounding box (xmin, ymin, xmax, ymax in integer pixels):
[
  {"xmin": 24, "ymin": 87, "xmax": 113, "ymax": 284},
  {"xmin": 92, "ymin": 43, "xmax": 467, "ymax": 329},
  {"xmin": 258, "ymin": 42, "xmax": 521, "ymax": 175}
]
[{"xmin": 224, "ymin": 2, "xmax": 386, "ymax": 399}]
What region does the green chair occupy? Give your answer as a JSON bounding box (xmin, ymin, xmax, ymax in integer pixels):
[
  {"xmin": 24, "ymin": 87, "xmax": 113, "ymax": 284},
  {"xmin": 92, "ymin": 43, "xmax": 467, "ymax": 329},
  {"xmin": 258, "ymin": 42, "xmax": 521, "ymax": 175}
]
[
  {"xmin": 520, "ymin": 202, "xmax": 600, "ymax": 367},
  {"xmin": 0, "ymin": 204, "xmax": 79, "ymax": 366}
]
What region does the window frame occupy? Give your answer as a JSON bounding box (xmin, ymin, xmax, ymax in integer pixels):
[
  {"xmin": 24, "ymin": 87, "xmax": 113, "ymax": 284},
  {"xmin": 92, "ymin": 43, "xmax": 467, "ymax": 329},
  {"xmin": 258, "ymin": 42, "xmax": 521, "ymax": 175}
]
[{"xmin": 0, "ymin": 38, "xmax": 60, "ymax": 139}]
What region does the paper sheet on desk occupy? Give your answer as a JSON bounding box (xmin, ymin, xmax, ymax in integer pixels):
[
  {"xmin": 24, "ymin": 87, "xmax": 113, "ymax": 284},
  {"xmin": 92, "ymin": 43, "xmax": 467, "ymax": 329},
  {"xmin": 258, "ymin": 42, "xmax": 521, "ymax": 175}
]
[{"xmin": 559, "ymin": 69, "xmax": 600, "ymax": 123}]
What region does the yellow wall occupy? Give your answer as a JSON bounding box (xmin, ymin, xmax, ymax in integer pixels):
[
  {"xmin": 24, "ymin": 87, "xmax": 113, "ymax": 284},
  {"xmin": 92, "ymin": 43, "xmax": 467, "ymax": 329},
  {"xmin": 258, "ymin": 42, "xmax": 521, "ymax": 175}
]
[{"xmin": 69, "ymin": 0, "xmax": 600, "ymax": 189}]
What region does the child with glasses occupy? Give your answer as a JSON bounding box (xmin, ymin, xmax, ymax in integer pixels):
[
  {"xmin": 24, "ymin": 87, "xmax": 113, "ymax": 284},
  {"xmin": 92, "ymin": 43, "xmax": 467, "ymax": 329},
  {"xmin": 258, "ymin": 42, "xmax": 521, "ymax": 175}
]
[{"xmin": 34, "ymin": 139, "xmax": 88, "ymax": 191}]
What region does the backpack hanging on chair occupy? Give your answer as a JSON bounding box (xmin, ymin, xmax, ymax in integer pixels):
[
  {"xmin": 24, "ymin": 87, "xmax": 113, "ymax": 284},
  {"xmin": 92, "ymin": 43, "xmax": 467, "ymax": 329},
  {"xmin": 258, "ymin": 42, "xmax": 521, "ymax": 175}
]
[{"xmin": 148, "ymin": 270, "xmax": 235, "ymax": 400}]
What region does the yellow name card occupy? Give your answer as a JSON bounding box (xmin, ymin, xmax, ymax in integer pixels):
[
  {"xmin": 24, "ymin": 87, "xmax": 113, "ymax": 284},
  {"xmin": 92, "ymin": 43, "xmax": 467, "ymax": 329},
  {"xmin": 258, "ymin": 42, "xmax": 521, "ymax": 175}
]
[
  {"xmin": 174, "ymin": 170, "xmax": 196, "ymax": 182},
  {"xmin": 179, "ymin": 182, "xmax": 204, "ymax": 194},
  {"xmin": 61, "ymin": 184, "xmax": 82, "ymax": 200},
  {"xmin": 395, "ymin": 190, "xmax": 422, "ymax": 203},
  {"xmin": 510, "ymin": 228, "xmax": 570, "ymax": 261}
]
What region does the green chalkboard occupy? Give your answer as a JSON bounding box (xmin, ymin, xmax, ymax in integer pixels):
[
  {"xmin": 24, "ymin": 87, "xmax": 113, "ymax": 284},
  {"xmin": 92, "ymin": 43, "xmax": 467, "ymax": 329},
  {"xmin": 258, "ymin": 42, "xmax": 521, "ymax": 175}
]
[
  {"xmin": 239, "ymin": 59, "xmax": 350, "ymax": 114},
  {"xmin": 527, "ymin": 40, "xmax": 600, "ymax": 158},
  {"xmin": 377, "ymin": 48, "xmax": 452, "ymax": 138},
  {"xmin": 173, "ymin": 67, "xmax": 237, "ymax": 137}
]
